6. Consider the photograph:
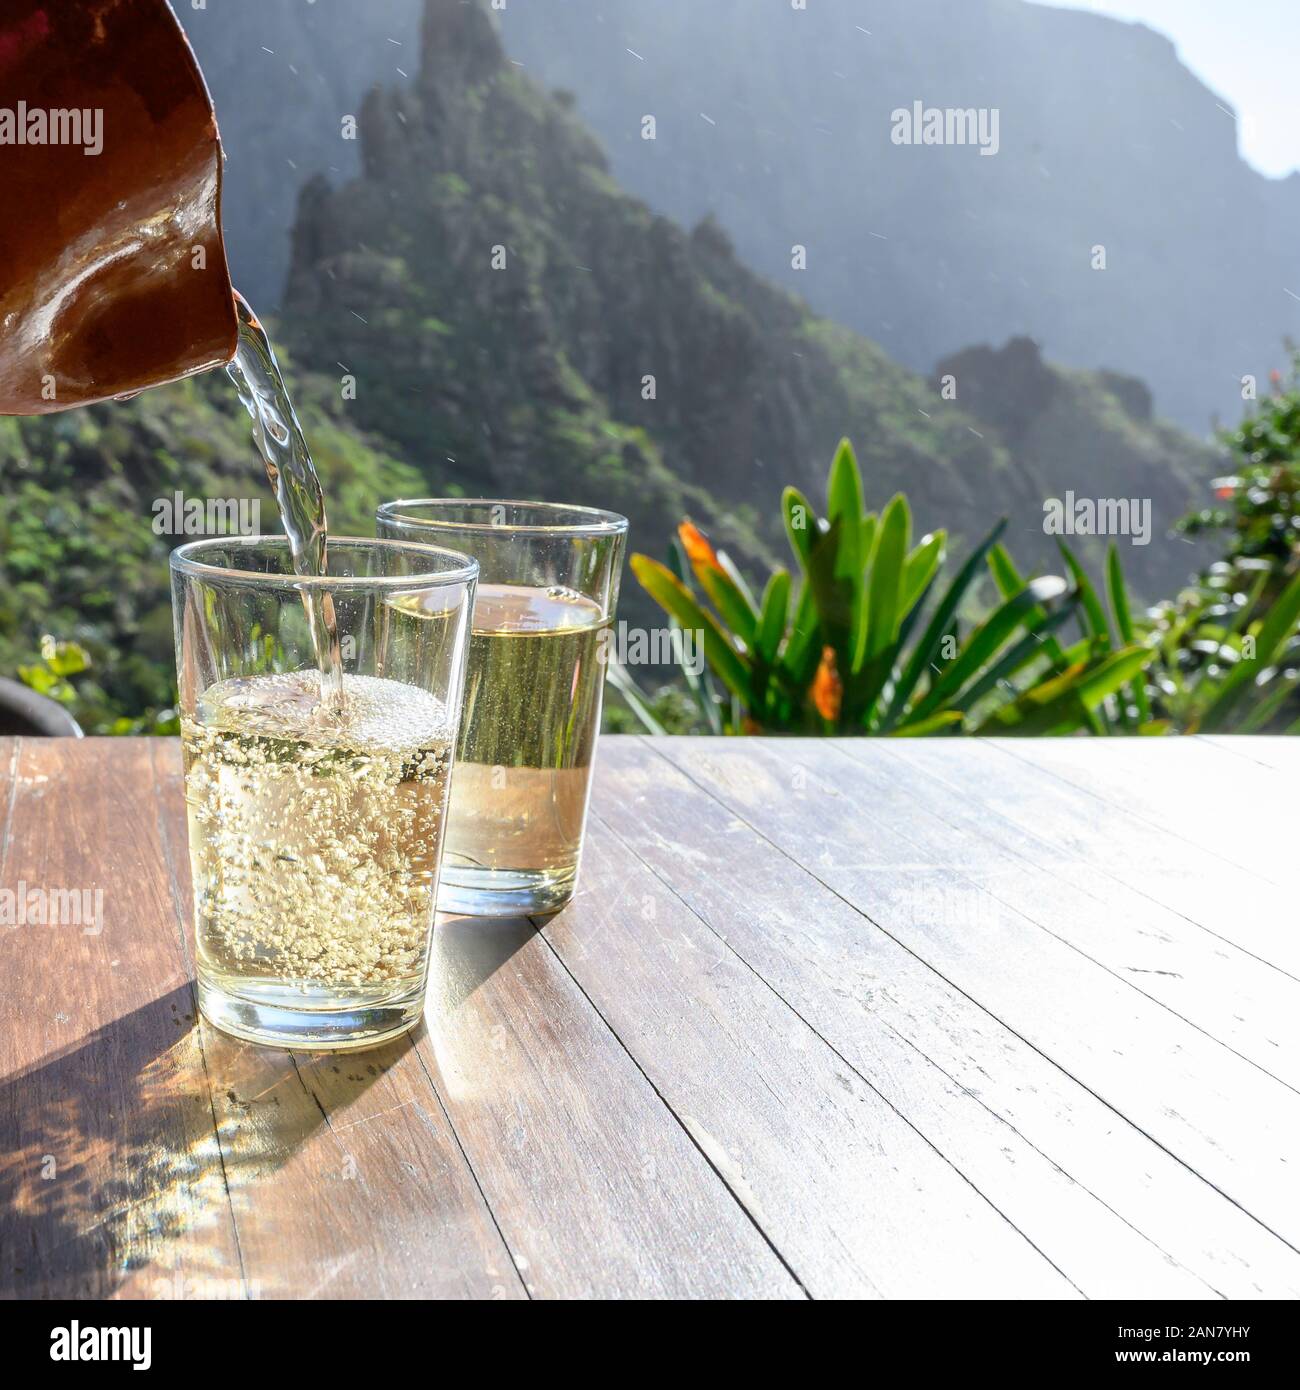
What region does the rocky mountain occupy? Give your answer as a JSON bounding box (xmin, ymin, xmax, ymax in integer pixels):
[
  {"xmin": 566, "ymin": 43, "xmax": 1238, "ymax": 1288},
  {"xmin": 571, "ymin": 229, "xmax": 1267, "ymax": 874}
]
[
  {"xmin": 180, "ymin": 0, "xmax": 1300, "ymax": 434},
  {"xmin": 931, "ymin": 337, "xmax": 1212, "ymax": 563},
  {"xmin": 280, "ymin": 0, "xmax": 1214, "ymax": 598},
  {"xmin": 494, "ymin": 0, "xmax": 1300, "ymax": 434},
  {"xmin": 179, "ymin": 0, "xmax": 424, "ymax": 311}
]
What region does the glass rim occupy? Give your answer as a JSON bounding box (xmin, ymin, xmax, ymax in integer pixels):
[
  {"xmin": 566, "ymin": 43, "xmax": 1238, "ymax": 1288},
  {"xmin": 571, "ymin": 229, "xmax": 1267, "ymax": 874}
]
[
  {"xmin": 377, "ymin": 497, "xmax": 629, "ymax": 537},
  {"xmin": 169, "ymin": 534, "xmax": 480, "ymax": 590}
]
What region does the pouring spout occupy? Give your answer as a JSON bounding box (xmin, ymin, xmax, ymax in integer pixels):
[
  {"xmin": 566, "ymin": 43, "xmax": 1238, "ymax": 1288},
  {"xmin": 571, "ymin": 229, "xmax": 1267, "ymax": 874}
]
[{"xmin": 0, "ymin": 0, "xmax": 238, "ymax": 415}]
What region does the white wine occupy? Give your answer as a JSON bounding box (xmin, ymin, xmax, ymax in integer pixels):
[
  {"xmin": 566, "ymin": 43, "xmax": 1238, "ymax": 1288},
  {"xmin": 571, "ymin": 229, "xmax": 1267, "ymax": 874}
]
[
  {"xmin": 183, "ymin": 671, "xmax": 454, "ymax": 1017},
  {"xmin": 373, "ymin": 500, "xmax": 627, "ymax": 919},
  {"xmin": 441, "ymin": 583, "xmax": 609, "ymax": 913}
]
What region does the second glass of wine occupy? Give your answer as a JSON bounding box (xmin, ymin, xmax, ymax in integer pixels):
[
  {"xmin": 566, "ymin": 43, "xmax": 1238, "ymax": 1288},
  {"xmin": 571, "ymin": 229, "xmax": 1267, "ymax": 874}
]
[{"xmin": 377, "ymin": 499, "xmax": 628, "ymax": 916}]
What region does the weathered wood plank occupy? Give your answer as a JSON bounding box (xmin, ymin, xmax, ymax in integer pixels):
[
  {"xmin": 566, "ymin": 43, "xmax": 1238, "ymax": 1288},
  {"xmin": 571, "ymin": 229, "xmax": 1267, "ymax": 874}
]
[
  {"xmin": 835, "ymin": 739, "xmax": 1300, "ymax": 1092},
  {"xmin": 0, "ymin": 738, "xmax": 242, "ymax": 1300},
  {"xmin": 653, "ymin": 738, "xmax": 1300, "ymax": 1261},
  {"xmin": 891, "ymin": 738, "xmax": 1299, "ymax": 982},
  {"xmin": 6, "ymin": 735, "xmax": 1296, "ymax": 1300},
  {"xmin": 547, "ymin": 807, "xmax": 1080, "ymax": 1299},
  {"xmin": 1199, "ymin": 735, "xmax": 1300, "ymax": 775},
  {"xmin": 610, "ymin": 739, "xmax": 1300, "ymax": 1298},
  {"xmin": 3, "ymin": 738, "xmax": 800, "ymax": 1301},
  {"xmin": 149, "ymin": 741, "xmax": 524, "ymax": 1301},
  {"xmin": 998, "ymin": 738, "xmax": 1288, "ymax": 885},
  {"xmin": 413, "ymin": 913, "xmax": 804, "ymax": 1299},
  {"xmin": 194, "ymin": 1031, "xmax": 526, "ymax": 1300}
]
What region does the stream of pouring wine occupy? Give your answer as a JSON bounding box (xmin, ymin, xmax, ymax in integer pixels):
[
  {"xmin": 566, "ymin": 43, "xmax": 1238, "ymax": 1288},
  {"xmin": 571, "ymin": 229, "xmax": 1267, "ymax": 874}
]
[{"xmin": 226, "ymin": 292, "xmax": 344, "ymax": 710}]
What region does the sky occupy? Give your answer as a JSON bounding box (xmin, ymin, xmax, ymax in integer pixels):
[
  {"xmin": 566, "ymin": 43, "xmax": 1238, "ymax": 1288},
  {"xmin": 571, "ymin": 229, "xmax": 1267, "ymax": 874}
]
[{"xmin": 1031, "ymin": 0, "xmax": 1299, "ymax": 178}]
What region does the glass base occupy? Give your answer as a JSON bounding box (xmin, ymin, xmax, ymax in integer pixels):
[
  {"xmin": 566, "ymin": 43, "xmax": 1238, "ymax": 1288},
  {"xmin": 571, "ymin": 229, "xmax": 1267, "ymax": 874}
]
[
  {"xmin": 196, "ymin": 974, "xmax": 423, "ymax": 1051},
  {"xmin": 436, "ymin": 865, "xmax": 576, "ymax": 917}
]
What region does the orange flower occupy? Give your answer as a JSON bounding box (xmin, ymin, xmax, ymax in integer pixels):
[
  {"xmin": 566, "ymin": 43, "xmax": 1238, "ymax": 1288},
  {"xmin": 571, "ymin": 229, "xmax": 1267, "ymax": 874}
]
[
  {"xmin": 678, "ymin": 519, "xmax": 719, "ymax": 571},
  {"xmin": 810, "ymin": 645, "xmax": 842, "ymax": 722}
]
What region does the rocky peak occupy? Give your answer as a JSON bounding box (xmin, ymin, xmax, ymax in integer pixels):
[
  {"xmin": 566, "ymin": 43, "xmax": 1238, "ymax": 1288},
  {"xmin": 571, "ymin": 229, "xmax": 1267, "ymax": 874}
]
[
  {"xmin": 1096, "ymin": 371, "xmax": 1154, "ymax": 424},
  {"xmin": 937, "ymin": 337, "xmax": 1157, "ymax": 440},
  {"xmin": 419, "ymin": 0, "xmax": 503, "ymax": 94},
  {"xmin": 932, "ymin": 338, "xmax": 1058, "ymax": 444}
]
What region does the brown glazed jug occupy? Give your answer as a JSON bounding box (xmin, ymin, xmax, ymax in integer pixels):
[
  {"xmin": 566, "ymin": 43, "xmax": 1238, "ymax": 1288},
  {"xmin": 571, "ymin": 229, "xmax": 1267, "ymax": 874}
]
[{"xmin": 0, "ymin": 0, "xmax": 237, "ymax": 415}]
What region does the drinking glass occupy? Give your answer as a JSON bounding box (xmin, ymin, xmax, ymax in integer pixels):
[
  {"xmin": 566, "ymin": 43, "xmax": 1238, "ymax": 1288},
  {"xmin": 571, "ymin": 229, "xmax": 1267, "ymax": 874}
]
[
  {"xmin": 376, "ymin": 500, "xmax": 628, "ymax": 916},
  {"xmin": 170, "ymin": 536, "xmax": 478, "ymax": 1050}
]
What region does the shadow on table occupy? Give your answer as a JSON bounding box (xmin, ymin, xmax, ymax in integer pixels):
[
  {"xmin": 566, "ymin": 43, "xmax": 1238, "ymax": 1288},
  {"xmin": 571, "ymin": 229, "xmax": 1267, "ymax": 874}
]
[
  {"xmin": 0, "ymin": 919, "xmax": 534, "ymax": 1298},
  {"xmin": 429, "ymin": 913, "xmax": 537, "ymax": 1013},
  {"xmin": 0, "ymin": 983, "xmax": 404, "ymax": 1299}
]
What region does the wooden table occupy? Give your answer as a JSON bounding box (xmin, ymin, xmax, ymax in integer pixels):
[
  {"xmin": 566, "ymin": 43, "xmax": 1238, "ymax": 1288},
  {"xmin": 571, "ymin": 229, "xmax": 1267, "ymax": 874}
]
[{"xmin": 1, "ymin": 734, "xmax": 1296, "ymax": 1300}]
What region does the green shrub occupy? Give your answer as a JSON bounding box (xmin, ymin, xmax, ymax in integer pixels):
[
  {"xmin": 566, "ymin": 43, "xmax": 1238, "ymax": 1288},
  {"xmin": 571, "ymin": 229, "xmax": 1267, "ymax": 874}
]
[{"xmin": 627, "ymin": 439, "xmax": 1152, "ymax": 736}]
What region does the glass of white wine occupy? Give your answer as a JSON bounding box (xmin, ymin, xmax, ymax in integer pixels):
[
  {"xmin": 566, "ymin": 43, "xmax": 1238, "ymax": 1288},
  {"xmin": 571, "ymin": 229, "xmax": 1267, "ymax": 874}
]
[
  {"xmin": 376, "ymin": 500, "xmax": 628, "ymax": 917},
  {"xmin": 169, "ymin": 536, "xmax": 478, "ymax": 1050}
]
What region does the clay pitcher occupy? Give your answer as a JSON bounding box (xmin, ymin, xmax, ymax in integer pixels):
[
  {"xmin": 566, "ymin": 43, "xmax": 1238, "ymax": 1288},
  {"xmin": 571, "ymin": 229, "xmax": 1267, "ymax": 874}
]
[{"xmin": 0, "ymin": 0, "xmax": 237, "ymax": 414}]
